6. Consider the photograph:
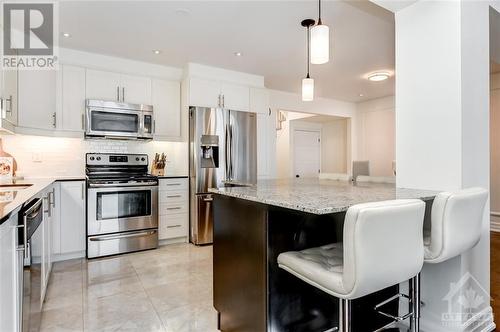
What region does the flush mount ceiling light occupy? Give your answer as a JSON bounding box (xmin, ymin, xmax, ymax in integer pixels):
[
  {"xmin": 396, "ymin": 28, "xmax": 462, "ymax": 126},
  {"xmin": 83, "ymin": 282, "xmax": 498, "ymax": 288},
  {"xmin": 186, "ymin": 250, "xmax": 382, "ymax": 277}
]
[
  {"xmin": 301, "ymin": 19, "xmax": 315, "ymax": 102},
  {"xmin": 62, "ymin": 32, "xmax": 71, "ymax": 38},
  {"xmin": 234, "ymin": 52, "xmax": 242, "ymax": 57},
  {"xmin": 152, "ymin": 50, "xmax": 161, "ymax": 55},
  {"xmin": 310, "ymin": 0, "xmax": 330, "ymax": 64},
  {"xmin": 368, "ymin": 72, "xmax": 391, "ymax": 82}
]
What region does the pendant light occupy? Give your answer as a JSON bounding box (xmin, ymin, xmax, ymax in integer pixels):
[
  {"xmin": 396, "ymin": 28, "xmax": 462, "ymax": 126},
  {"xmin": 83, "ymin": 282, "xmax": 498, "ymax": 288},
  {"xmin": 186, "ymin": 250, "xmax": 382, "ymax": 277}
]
[
  {"xmin": 301, "ymin": 19, "xmax": 315, "ymax": 101},
  {"xmin": 310, "ymin": 0, "xmax": 330, "ymax": 64}
]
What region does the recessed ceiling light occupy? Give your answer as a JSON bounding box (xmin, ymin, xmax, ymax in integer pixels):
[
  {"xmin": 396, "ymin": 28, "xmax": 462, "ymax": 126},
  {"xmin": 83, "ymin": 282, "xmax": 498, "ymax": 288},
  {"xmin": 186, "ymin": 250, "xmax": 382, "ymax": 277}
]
[
  {"xmin": 234, "ymin": 52, "xmax": 242, "ymax": 57},
  {"xmin": 359, "ymin": 94, "xmax": 364, "ymax": 97},
  {"xmin": 368, "ymin": 72, "xmax": 391, "ymax": 82},
  {"xmin": 62, "ymin": 32, "xmax": 71, "ymax": 38},
  {"xmin": 152, "ymin": 50, "xmax": 161, "ymax": 55}
]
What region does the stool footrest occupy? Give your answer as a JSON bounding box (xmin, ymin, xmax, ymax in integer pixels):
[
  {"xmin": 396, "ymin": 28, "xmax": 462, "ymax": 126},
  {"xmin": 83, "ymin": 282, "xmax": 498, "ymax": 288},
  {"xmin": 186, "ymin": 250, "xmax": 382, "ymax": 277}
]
[{"xmin": 374, "ymin": 293, "xmax": 413, "ymax": 330}]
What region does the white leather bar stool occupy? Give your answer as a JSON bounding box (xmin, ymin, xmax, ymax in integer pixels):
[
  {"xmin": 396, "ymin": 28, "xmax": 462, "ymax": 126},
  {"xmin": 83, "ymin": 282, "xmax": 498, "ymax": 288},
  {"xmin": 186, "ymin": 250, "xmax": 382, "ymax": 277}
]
[
  {"xmin": 278, "ymin": 199, "xmax": 426, "ymax": 332},
  {"xmin": 411, "ymin": 188, "xmax": 488, "ymax": 331}
]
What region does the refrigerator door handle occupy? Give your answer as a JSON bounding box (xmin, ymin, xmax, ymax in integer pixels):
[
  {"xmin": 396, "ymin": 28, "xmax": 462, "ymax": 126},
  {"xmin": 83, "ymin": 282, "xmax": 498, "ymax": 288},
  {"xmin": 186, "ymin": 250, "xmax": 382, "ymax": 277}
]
[
  {"xmin": 229, "ymin": 124, "xmax": 233, "ymax": 180},
  {"xmin": 225, "ymin": 123, "xmax": 230, "ymax": 181}
]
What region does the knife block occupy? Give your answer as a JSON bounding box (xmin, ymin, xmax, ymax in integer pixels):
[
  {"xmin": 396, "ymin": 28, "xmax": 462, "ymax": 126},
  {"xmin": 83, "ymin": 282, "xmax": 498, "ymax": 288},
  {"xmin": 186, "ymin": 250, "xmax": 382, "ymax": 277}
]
[{"xmin": 151, "ymin": 165, "xmax": 165, "ymax": 176}]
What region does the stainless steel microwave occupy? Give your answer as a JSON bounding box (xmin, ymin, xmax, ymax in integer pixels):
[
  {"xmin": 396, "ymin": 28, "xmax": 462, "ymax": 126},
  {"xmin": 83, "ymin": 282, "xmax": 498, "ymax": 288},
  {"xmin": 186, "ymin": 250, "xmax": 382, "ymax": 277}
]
[{"xmin": 85, "ymin": 99, "xmax": 154, "ymax": 140}]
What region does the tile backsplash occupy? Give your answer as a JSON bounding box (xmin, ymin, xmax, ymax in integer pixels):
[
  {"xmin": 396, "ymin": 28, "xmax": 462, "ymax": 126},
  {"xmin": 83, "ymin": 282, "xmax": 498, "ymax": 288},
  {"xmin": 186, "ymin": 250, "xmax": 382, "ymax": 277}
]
[{"xmin": 0, "ymin": 134, "xmax": 188, "ymax": 178}]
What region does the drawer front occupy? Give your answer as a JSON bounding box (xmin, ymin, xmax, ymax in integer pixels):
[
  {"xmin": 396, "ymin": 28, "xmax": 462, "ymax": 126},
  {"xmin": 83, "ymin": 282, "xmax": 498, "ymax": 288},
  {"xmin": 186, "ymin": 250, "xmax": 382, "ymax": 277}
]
[
  {"xmin": 159, "ymin": 202, "xmax": 188, "ymax": 216},
  {"xmin": 159, "ymin": 190, "xmax": 188, "ymax": 204},
  {"xmin": 159, "ymin": 178, "xmax": 188, "ymax": 191},
  {"xmin": 159, "ymin": 214, "xmax": 188, "ymax": 239}
]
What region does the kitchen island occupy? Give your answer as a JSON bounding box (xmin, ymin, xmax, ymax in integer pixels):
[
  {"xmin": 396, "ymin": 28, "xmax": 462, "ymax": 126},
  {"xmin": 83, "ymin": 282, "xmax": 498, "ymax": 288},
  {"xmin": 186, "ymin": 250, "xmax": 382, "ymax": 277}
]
[{"xmin": 209, "ymin": 178, "xmax": 438, "ymax": 332}]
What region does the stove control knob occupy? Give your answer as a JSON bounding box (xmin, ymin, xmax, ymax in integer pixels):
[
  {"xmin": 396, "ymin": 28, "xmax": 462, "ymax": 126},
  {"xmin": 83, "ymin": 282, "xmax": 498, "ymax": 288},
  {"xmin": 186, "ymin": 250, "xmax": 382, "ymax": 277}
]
[
  {"xmin": 96, "ymin": 157, "xmax": 101, "ymax": 161},
  {"xmin": 141, "ymin": 157, "xmax": 145, "ymax": 161},
  {"xmin": 90, "ymin": 156, "xmax": 95, "ymax": 161},
  {"xmin": 136, "ymin": 157, "xmax": 140, "ymax": 161}
]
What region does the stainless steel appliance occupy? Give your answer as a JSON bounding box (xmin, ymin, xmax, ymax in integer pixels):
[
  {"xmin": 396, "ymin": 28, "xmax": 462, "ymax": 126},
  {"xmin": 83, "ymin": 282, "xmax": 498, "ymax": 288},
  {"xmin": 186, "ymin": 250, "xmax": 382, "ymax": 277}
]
[
  {"xmin": 86, "ymin": 153, "xmax": 158, "ymax": 258},
  {"xmin": 85, "ymin": 99, "xmax": 154, "ymax": 140},
  {"xmin": 189, "ymin": 107, "xmax": 257, "ymax": 245},
  {"xmin": 19, "ymin": 198, "xmax": 44, "ymax": 332}
]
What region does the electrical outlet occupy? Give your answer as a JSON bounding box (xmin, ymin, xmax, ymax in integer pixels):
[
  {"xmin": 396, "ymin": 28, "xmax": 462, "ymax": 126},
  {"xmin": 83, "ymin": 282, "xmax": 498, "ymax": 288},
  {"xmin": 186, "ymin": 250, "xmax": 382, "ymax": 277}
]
[{"xmin": 32, "ymin": 152, "xmax": 42, "ymax": 162}]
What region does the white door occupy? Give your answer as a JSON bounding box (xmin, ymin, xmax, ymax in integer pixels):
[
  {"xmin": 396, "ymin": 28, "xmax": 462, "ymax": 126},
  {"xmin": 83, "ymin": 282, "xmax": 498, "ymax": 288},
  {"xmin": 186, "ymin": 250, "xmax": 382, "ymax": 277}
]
[
  {"xmin": 188, "ymin": 77, "xmax": 220, "ymax": 108},
  {"xmin": 18, "ymin": 70, "xmax": 57, "ymax": 130},
  {"xmin": 120, "ymin": 74, "xmax": 151, "ymax": 105},
  {"xmin": 60, "ymin": 181, "xmax": 86, "ymax": 254},
  {"xmin": 152, "ymin": 79, "xmax": 181, "ymax": 139},
  {"xmin": 86, "ymin": 69, "xmax": 121, "ymax": 102},
  {"xmin": 293, "ymin": 130, "xmax": 321, "ymax": 178},
  {"xmin": 61, "ymin": 65, "xmax": 86, "ymax": 131}
]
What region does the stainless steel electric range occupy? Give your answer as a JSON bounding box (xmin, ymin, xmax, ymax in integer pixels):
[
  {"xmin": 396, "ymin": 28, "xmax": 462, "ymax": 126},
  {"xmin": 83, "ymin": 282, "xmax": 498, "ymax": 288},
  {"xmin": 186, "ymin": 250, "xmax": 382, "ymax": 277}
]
[{"xmin": 86, "ymin": 153, "xmax": 158, "ymax": 258}]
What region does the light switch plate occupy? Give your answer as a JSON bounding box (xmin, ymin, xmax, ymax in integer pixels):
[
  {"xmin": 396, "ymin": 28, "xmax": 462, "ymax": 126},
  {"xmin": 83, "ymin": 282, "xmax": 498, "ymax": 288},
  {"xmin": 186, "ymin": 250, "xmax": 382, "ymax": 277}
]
[{"xmin": 32, "ymin": 152, "xmax": 42, "ymax": 162}]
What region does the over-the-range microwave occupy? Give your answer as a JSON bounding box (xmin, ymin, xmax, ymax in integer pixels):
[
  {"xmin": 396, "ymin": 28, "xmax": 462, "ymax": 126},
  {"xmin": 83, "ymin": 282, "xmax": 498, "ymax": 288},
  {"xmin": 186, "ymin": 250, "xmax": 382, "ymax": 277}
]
[{"xmin": 85, "ymin": 99, "xmax": 154, "ymax": 140}]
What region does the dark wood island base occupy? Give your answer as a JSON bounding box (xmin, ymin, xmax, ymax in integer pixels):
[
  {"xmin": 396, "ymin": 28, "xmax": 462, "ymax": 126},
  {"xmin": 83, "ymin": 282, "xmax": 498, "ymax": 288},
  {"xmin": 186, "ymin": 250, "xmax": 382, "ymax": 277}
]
[{"xmin": 213, "ymin": 195, "xmax": 400, "ymax": 332}]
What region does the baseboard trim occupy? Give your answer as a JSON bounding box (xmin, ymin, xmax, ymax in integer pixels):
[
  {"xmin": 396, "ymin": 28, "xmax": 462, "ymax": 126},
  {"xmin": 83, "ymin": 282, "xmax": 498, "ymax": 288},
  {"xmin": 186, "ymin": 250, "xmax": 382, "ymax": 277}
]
[
  {"xmin": 52, "ymin": 251, "xmax": 86, "ymax": 262},
  {"xmin": 159, "ymin": 237, "xmax": 188, "ymax": 246}
]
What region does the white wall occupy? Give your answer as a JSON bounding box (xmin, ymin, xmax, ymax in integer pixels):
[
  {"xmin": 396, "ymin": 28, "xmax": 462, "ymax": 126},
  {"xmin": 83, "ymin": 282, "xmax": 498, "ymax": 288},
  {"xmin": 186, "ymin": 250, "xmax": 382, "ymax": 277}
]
[
  {"xmin": 490, "ymin": 73, "xmax": 500, "ymax": 232},
  {"xmin": 321, "ymin": 119, "xmax": 348, "ymax": 173},
  {"xmin": 356, "ymin": 96, "xmax": 395, "ymax": 176},
  {"xmin": 0, "ymin": 135, "xmax": 188, "ymax": 178},
  {"xmin": 395, "ymin": 2, "xmax": 494, "ymax": 331}
]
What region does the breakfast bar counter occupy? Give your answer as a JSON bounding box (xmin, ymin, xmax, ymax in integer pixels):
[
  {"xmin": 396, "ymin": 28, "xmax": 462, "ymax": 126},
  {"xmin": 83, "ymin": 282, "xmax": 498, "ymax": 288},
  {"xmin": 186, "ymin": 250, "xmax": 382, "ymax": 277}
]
[{"xmin": 210, "ymin": 179, "xmax": 439, "ymax": 332}]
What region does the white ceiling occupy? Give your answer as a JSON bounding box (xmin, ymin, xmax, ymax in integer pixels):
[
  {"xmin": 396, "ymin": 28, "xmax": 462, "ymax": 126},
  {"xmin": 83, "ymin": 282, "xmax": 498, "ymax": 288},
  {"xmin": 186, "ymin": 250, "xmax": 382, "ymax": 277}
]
[{"xmin": 59, "ymin": 1, "xmax": 395, "ymax": 103}]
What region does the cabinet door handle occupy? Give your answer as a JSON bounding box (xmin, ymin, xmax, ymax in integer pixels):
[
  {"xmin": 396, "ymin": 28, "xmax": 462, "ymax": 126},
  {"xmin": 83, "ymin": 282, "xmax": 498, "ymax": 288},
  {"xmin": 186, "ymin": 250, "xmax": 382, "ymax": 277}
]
[
  {"xmin": 217, "ymin": 94, "xmax": 221, "ymax": 107},
  {"xmin": 81, "ymin": 182, "xmax": 85, "ymax": 200},
  {"xmin": 52, "ymin": 112, "xmax": 57, "ymax": 128},
  {"xmin": 167, "ymin": 195, "xmax": 182, "ymax": 198},
  {"xmin": 222, "ymin": 94, "xmax": 225, "ymax": 108},
  {"xmin": 117, "ymin": 86, "xmax": 120, "ymax": 101},
  {"xmin": 122, "ymin": 87, "xmax": 125, "ymax": 102},
  {"xmin": 153, "ymin": 120, "xmax": 156, "ymax": 134},
  {"xmin": 166, "ymin": 183, "xmax": 181, "ymax": 186},
  {"xmin": 166, "ymin": 207, "xmax": 182, "ymax": 210},
  {"xmin": 5, "ymin": 95, "xmax": 12, "ymax": 114},
  {"xmin": 81, "ymin": 113, "xmax": 85, "ymax": 130},
  {"xmin": 167, "ymin": 225, "xmax": 181, "ymax": 228}
]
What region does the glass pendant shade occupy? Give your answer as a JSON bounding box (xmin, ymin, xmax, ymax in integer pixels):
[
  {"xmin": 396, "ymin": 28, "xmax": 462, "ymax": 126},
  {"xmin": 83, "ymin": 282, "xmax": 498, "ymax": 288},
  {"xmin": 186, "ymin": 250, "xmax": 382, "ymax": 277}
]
[
  {"xmin": 302, "ymin": 77, "xmax": 314, "ymax": 101},
  {"xmin": 310, "ymin": 23, "xmax": 329, "ymax": 64}
]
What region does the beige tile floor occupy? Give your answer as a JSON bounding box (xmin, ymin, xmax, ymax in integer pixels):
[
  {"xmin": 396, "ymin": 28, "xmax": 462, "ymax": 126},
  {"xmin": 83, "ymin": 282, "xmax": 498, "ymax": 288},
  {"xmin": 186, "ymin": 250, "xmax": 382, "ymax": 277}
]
[{"xmin": 40, "ymin": 244, "xmax": 218, "ymax": 332}]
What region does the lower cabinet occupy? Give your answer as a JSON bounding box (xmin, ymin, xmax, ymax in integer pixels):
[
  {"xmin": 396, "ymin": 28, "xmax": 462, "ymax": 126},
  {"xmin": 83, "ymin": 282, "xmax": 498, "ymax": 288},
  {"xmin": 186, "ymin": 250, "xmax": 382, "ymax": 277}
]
[
  {"xmin": 158, "ymin": 178, "xmax": 189, "ymax": 241},
  {"xmin": 0, "ymin": 214, "xmax": 22, "ymax": 332},
  {"xmin": 52, "ymin": 181, "xmax": 86, "ymax": 261}
]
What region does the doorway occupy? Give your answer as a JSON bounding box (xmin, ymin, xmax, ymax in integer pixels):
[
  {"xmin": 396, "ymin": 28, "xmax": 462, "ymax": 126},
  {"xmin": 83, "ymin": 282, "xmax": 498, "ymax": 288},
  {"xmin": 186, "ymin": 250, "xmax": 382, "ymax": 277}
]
[{"xmin": 292, "ymin": 129, "xmax": 321, "ymax": 178}]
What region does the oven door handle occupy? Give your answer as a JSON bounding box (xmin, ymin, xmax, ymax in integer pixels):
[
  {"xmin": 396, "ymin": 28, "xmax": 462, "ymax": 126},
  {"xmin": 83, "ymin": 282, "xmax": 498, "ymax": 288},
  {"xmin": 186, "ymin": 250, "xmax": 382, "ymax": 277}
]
[
  {"xmin": 88, "ymin": 230, "xmax": 157, "ymax": 241},
  {"xmin": 88, "ymin": 182, "xmax": 158, "ymax": 189}
]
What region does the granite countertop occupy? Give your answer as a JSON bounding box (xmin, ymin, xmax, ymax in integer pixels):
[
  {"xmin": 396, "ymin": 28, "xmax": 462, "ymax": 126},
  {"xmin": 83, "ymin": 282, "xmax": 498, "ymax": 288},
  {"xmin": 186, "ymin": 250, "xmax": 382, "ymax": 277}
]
[
  {"xmin": 0, "ymin": 176, "xmax": 87, "ymax": 226},
  {"xmin": 209, "ymin": 178, "xmax": 440, "ymax": 215}
]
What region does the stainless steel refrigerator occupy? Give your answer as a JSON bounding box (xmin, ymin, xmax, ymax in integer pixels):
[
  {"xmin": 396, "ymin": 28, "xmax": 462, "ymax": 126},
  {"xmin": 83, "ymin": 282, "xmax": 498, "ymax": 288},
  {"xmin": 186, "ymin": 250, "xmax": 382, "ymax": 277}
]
[{"xmin": 189, "ymin": 106, "xmax": 257, "ymax": 245}]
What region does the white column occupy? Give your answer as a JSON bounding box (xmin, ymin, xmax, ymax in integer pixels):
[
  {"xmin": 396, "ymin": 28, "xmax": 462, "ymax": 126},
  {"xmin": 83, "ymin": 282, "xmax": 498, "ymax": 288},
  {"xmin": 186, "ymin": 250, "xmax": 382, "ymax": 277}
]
[{"xmin": 395, "ymin": 1, "xmax": 497, "ymax": 331}]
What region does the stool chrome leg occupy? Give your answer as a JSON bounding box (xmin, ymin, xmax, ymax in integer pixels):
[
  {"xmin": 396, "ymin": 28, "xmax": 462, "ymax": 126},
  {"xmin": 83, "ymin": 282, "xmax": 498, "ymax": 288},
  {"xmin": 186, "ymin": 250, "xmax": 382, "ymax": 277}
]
[
  {"xmin": 410, "ymin": 273, "xmax": 421, "ymax": 332},
  {"xmin": 409, "ymin": 278, "xmax": 414, "ymax": 332},
  {"xmin": 340, "ymin": 298, "xmax": 351, "ymax": 332}
]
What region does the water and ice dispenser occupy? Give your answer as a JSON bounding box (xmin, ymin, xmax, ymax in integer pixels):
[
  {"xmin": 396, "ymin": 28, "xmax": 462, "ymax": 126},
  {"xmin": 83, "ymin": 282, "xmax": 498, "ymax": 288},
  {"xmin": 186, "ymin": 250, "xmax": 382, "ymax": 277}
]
[{"xmin": 200, "ymin": 135, "xmax": 219, "ymax": 168}]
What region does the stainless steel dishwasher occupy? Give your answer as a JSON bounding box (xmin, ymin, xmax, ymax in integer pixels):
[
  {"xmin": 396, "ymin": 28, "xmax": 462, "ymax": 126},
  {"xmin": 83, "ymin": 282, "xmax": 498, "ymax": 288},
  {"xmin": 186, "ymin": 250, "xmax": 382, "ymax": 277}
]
[{"xmin": 18, "ymin": 198, "xmax": 44, "ymax": 332}]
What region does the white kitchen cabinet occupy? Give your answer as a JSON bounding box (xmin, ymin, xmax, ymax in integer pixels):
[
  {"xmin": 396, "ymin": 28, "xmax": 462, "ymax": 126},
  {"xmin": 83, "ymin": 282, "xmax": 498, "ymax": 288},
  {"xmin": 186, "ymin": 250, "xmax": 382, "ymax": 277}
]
[
  {"xmin": 86, "ymin": 69, "xmax": 151, "ymax": 105},
  {"xmin": 18, "ymin": 70, "xmax": 57, "ymax": 130},
  {"xmin": 42, "ymin": 187, "xmax": 54, "ymax": 297},
  {"xmin": 188, "ymin": 77, "xmax": 250, "ymax": 111},
  {"xmin": 158, "ymin": 178, "xmax": 189, "ymax": 241},
  {"xmin": 58, "ymin": 181, "xmax": 86, "ymax": 255},
  {"xmin": 220, "ymin": 82, "xmax": 249, "ymax": 111},
  {"xmin": 61, "ymin": 65, "xmax": 86, "ymax": 132},
  {"xmin": 0, "ymin": 214, "xmax": 21, "ymax": 332},
  {"xmin": 86, "ymin": 69, "xmax": 122, "ymax": 102},
  {"xmin": 250, "ymin": 88, "xmax": 269, "ymax": 115},
  {"xmin": 188, "ymin": 77, "xmax": 221, "ymax": 108},
  {"xmin": 152, "ymin": 79, "xmax": 181, "ymax": 140},
  {"xmin": 120, "ymin": 74, "xmax": 152, "ymax": 105},
  {"xmin": 2, "ymin": 68, "xmax": 18, "ymax": 128}
]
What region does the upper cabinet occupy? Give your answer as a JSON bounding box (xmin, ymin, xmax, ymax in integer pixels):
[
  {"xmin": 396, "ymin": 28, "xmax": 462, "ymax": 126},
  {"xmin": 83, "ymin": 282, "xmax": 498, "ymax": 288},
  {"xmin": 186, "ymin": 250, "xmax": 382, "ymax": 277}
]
[
  {"xmin": 61, "ymin": 65, "xmax": 86, "ymax": 132},
  {"xmin": 0, "ymin": 65, "xmax": 18, "ymax": 133},
  {"xmin": 86, "ymin": 69, "xmax": 151, "ymax": 105},
  {"xmin": 188, "ymin": 77, "xmax": 249, "ymax": 111},
  {"xmin": 152, "ymin": 79, "xmax": 181, "ymax": 140},
  {"xmin": 252, "ymin": 88, "xmax": 276, "ymax": 179},
  {"xmin": 18, "ymin": 70, "xmax": 57, "ymax": 130}
]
